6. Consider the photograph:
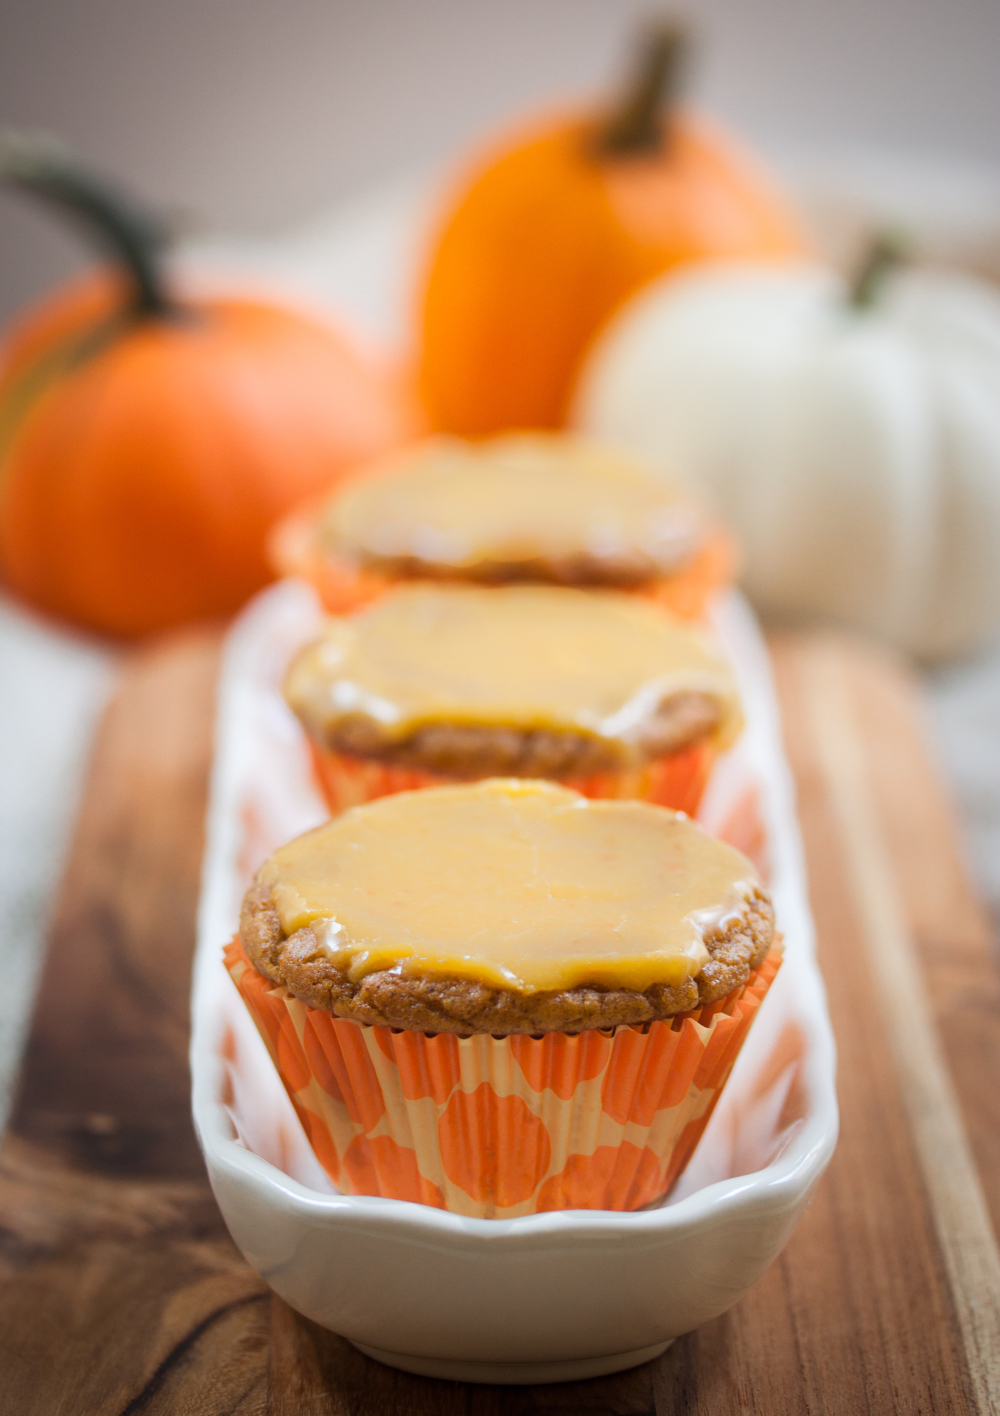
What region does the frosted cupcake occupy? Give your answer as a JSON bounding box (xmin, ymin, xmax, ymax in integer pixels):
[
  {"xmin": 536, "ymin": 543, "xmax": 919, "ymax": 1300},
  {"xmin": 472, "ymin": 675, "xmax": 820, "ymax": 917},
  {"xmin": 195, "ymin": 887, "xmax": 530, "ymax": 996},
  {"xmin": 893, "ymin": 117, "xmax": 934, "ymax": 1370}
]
[
  {"xmin": 284, "ymin": 582, "xmax": 742, "ymax": 817},
  {"xmin": 270, "ymin": 433, "xmax": 735, "ymax": 618},
  {"xmin": 227, "ymin": 779, "xmax": 781, "ymax": 1216}
]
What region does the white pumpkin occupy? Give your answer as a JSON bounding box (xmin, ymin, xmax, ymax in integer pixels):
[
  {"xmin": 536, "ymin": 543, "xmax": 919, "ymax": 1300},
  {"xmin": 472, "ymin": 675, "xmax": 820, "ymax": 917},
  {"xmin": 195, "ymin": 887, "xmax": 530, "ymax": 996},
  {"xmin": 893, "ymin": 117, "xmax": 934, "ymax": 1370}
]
[{"xmin": 574, "ymin": 259, "xmax": 1000, "ymax": 660}]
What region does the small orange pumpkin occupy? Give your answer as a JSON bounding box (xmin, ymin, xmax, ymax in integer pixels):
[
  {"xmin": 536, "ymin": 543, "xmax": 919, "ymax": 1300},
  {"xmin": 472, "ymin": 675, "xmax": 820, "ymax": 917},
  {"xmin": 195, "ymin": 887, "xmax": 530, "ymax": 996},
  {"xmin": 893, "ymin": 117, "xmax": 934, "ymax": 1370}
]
[
  {"xmin": 420, "ymin": 25, "xmax": 809, "ymax": 436},
  {"xmin": 0, "ymin": 137, "xmax": 415, "ymax": 638}
]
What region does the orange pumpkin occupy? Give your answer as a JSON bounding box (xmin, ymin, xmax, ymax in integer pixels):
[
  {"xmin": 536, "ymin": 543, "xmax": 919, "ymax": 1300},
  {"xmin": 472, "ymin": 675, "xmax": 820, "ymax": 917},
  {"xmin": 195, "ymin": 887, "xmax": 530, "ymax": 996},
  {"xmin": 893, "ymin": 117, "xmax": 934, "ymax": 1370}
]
[
  {"xmin": 420, "ymin": 25, "xmax": 809, "ymax": 436},
  {"xmin": 0, "ymin": 137, "xmax": 415, "ymax": 638}
]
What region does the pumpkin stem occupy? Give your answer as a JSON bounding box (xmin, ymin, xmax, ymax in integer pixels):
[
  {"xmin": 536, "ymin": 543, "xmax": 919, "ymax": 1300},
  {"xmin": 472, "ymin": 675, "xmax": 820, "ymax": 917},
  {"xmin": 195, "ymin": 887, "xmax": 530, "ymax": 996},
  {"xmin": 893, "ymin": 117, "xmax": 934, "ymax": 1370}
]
[
  {"xmin": 0, "ymin": 131, "xmax": 175, "ymax": 320},
  {"xmin": 593, "ymin": 21, "xmax": 688, "ymax": 157},
  {"xmin": 848, "ymin": 231, "xmax": 909, "ymax": 310}
]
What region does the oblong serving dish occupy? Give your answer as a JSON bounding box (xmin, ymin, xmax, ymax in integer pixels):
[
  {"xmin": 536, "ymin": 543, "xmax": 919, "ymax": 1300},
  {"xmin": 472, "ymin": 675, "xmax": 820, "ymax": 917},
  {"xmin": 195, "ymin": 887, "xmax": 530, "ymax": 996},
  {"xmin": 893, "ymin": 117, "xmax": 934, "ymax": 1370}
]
[{"xmin": 191, "ymin": 579, "xmax": 838, "ymax": 1385}]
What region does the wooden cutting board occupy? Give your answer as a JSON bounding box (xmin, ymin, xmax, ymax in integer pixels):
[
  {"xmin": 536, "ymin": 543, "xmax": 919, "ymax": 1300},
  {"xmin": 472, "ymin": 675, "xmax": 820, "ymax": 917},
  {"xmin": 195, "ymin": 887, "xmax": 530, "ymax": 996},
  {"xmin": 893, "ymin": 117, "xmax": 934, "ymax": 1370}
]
[{"xmin": 1, "ymin": 625, "xmax": 999, "ymax": 1414}]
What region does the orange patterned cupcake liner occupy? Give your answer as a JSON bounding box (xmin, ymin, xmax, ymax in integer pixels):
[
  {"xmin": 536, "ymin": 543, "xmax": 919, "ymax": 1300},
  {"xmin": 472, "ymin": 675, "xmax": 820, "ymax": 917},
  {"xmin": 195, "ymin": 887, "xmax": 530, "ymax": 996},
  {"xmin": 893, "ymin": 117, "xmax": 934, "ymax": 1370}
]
[
  {"xmin": 307, "ymin": 738, "xmax": 718, "ymax": 820},
  {"xmin": 269, "ymin": 506, "xmax": 737, "ymax": 623},
  {"xmin": 225, "ymin": 937, "xmax": 781, "ymax": 1218}
]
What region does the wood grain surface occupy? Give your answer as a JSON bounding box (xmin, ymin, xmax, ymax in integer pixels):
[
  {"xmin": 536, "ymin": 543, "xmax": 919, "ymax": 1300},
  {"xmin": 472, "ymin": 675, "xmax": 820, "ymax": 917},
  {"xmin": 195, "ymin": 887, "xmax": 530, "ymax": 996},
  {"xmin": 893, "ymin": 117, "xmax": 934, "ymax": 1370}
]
[{"xmin": 1, "ymin": 626, "xmax": 999, "ymax": 1414}]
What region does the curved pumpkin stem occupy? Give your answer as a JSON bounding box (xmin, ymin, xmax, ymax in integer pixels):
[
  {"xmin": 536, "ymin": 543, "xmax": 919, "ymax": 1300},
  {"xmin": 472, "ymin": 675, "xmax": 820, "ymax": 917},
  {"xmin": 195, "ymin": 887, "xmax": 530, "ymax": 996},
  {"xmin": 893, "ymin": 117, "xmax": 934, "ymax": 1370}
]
[
  {"xmin": 848, "ymin": 230, "xmax": 909, "ymax": 310},
  {"xmin": 593, "ymin": 21, "xmax": 688, "ymax": 157},
  {"xmin": 0, "ymin": 131, "xmax": 174, "ymax": 320}
]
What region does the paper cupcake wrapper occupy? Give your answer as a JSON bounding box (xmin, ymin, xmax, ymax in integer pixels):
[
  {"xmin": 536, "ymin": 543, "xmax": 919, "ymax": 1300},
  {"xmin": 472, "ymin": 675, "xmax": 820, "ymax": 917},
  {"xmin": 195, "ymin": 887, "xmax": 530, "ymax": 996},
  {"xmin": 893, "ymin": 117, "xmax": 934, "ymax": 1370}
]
[
  {"xmin": 225, "ymin": 938, "xmax": 781, "ymax": 1218},
  {"xmin": 269, "ymin": 507, "xmax": 737, "ymax": 623},
  {"xmin": 308, "ymin": 738, "xmax": 717, "ymax": 820}
]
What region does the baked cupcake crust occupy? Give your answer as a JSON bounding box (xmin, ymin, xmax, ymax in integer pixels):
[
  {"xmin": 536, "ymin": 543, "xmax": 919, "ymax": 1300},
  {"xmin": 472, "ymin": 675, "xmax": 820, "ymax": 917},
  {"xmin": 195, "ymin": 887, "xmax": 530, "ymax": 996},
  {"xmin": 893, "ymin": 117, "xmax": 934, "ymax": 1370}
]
[
  {"xmin": 338, "ymin": 545, "xmax": 689, "ymax": 591},
  {"xmin": 238, "ymin": 879, "xmax": 775, "ymax": 1036},
  {"xmin": 319, "ymin": 689, "xmax": 722, "ymax": 777}
]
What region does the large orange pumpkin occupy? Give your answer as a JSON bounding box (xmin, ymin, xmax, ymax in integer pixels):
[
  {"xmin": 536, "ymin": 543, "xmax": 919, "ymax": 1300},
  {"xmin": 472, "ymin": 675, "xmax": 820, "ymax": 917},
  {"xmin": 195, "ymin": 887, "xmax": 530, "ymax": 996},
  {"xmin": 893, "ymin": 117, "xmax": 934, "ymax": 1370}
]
[
  {"xmin": 0, "ymin": 138, "xmax": 415, "ymax": 637},
  {"xmin": 420, "ymin": 25, "xmax": 809, "ymax": 436}
]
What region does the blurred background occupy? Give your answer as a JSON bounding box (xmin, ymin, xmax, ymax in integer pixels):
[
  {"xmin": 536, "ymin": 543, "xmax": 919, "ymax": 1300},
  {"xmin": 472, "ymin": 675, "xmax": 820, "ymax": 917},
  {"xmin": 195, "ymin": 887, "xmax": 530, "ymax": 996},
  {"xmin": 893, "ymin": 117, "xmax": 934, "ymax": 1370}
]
[{"xmin": 3, "ymin": 0, "xmax": 1000, "ymax": 325}]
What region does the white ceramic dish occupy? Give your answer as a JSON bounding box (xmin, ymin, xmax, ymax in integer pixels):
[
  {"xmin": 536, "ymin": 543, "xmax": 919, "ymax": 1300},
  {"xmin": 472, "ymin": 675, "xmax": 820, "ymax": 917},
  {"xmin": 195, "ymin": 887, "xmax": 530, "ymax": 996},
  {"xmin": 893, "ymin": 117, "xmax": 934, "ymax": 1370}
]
[{"xmin": 191, "ymin": 579, "xmax": 838, "ymax": 1385}]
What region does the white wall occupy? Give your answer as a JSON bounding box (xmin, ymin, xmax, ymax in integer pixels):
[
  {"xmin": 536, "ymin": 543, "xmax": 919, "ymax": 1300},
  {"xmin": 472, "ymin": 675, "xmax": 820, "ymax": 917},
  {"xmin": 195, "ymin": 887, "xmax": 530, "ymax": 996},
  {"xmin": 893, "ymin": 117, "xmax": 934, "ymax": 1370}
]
[{"xmin": 1, "ymin": 0, "xmax": 999, "ymax": 326}]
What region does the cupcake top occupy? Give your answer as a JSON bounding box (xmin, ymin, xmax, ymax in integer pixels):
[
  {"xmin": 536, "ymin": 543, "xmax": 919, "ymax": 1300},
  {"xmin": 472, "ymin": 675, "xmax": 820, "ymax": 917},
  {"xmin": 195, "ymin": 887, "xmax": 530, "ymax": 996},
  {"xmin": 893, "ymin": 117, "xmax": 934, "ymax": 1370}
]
[
  {"xmin": 240, "ymin": 780, "xmax": 775, "ymax": 1034},
  {"xmin": 315, "ymin": 433, "xmax": 707, "ymax": 586},
  {"xmin": 285, "ymin": 583, "xmax": 741, "ymax": 777}
]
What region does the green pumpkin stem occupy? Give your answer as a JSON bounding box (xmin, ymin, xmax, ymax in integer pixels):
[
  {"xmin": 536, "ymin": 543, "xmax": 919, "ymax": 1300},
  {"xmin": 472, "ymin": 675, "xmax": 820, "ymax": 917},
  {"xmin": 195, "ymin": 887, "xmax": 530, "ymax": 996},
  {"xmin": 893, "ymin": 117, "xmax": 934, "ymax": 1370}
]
[
  {"xmin": 0, "ymin": 132, "xmax": 174, "ymax": 320},
  {"xmin": 848, "ymin": 231, "xmax": 909, "ymax": 310},
  {"xmin": 593, "ymin": 21, "xmax": 688, "ymax": 157}
]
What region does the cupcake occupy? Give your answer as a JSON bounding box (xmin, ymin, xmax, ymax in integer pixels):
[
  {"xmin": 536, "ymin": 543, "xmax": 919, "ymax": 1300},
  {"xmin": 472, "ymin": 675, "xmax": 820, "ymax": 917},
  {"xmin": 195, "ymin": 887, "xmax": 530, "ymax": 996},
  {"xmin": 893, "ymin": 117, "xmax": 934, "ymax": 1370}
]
[
  {"xmin": 269, "ymin": 432, "xmax": 735, "ymax": 618},
  {"xmin": 284, "ymin": 582, "xmax": 742, "ymax": 816},
  {"xmin": 226, "ymin": 779, "xmax": 781, "ymax": 1216}
]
